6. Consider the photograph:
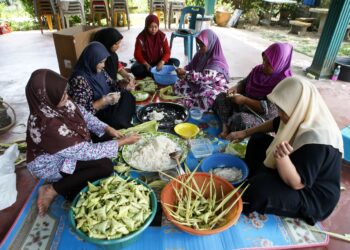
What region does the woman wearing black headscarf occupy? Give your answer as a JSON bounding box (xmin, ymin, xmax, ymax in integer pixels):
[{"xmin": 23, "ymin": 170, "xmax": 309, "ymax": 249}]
[
  {"xmin": 68, "ymin": 42, "xmax": 136, "ymax": 131},
  {"xmin": 26, "ymin": 69, "xmax": 140, "ymax": 216},
  {"xmin": 93, "ymin": 27, "xmax": 135, "ymax": 88}
]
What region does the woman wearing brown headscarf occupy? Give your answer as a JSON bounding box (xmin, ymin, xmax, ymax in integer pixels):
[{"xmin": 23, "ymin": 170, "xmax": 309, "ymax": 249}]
[{"xmin": 26, "ymin": 69, "xmax": 140, "ymax": 216}]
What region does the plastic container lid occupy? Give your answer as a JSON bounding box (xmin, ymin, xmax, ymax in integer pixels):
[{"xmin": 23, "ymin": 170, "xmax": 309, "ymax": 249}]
[{"xmin": 190, "ymin": 138, "xmax": 213, "ymax": 159}]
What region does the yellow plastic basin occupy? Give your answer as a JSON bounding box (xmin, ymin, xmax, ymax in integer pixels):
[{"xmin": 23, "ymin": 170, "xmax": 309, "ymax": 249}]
[{"xmin": 174, "ymin": 123, "xmax": 200, "ymax": 139}]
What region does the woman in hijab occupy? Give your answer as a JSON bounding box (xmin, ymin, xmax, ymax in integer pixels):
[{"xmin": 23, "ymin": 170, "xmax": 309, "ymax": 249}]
[
  {"xmin": 26, "ymin": 69, "xmax": 140, "ymax": 216},
  {"xmin": 131, "ymin": 14, "xmax": 180, "ymax": 78},
  {"xmin": 174, "ymin": 29, "xmax": 230, "ymax": 111},
  {"xmin": 93, "ymin": 27, "xmax": 135, "ymax": 87},
  {"xmin": 229, "ymin": 76, "xmax": 343, "ymax": 225},
  {"xmin": 213, "ymin": 42, "xmax": 293, "ymax": 138},
  {"xmin": 68, "ymin": 42, "xmax": 136, "ymax": 131}
]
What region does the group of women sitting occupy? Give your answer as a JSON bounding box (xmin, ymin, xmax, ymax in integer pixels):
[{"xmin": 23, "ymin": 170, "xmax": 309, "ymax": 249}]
[{"xmin": 25, "ymin": 14, "xmax": 343, "ymax": 226}]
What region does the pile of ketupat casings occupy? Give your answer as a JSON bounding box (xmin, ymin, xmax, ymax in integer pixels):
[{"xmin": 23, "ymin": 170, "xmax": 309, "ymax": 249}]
[
  {"xmin": 161, "ymin": 166, "xmax": 249, "ymax": 231},
  {"xmin": 72, "ymin": 175, "xmax": 152, "ymax": 239},
  {"xmin": 136, "ymin": 77, "xmax": 157, "ymax": 93},
  {"xmin": 117, "ymin": 120, "xmax": 159, "ymax": 135},
  {"xmin": 159, "ymin": 86, "xmax": 183, "ymax": 100}
]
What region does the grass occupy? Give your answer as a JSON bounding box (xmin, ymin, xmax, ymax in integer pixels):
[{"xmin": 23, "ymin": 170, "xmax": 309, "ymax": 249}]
[{"xmin": 253, "ymin": 26, "xmax": 350, "ymax": 57}]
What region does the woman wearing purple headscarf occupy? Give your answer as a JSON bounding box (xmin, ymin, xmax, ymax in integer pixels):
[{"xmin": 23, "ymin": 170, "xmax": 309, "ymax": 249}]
[
  {"xmin": 213, "ymin": 42, "xmax": 293, "ymax": 139},
  {"xmin": 174, "ymin": 29, "xmax": 230, "ymax": 111}
]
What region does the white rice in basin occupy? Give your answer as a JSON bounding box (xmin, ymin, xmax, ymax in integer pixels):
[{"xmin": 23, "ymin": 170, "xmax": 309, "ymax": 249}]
[{"xmin": 127, "ymin": 135, "xmax": 179, "ymax": 171}]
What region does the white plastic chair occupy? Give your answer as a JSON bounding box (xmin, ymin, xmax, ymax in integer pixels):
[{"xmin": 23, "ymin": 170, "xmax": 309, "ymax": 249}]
[{"xmin": 58, "ymin": 0, "xmax": 85, "ymax": 28}]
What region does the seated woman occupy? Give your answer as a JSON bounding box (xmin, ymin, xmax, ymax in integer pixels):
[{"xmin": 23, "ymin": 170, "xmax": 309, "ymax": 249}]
[
  {"xmin": 228, "ymin": 77, "xmax": 343, "ymax": 225},
  {"xmin": 68, "ymin": 42, "xmax": 136, "ymax": 130},
  {"xmin": 93, "ymin": 27, "xmax": 135, "ymax": 86},
  {"xmin": 131, "ymin": 14, "xmax": 180, "ymax": 78},
  {"xmin": 213, "ymin": 42, "xmax": 293, "ymax": 138},
  {"xmin": 174, "ymin": 29, "xmax": 230, "ymax": 111},
  {"xmin": 26, "ymin": 69, "xmax": 140, "ymax": 216}
]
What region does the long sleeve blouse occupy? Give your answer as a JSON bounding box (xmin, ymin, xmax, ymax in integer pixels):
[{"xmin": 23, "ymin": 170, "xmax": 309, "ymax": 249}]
[
  {"xmin": 68, "ymin": 70, "xmax": 118, "ymax": 114},
  {"xmin": 27, "ymin": 105, "xmax": 119, "ymax": 182},
  {"xmin": 134, "ymin": 36, "xmax": 171, "ymax": 65}
]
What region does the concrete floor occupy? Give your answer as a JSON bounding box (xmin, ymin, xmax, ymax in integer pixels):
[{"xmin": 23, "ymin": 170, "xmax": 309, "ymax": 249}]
[{"xmin": 0, "ymin": 24, "xmax": 350, "ymax": 249}]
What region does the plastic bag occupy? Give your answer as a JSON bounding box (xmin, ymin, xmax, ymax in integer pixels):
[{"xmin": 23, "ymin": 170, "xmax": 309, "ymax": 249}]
[{"xmin": 0, "ymin": 144, "xmax": 19, "ymax": 210}]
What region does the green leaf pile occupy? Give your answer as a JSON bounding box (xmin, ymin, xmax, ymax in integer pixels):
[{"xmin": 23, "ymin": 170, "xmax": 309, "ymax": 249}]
[{"xmin": 72, "ymin": 175, "xmax": 152, "ymax": 240}]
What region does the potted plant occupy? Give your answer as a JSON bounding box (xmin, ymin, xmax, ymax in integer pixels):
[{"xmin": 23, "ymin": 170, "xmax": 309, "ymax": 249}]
[{"xmin": 215, "ymin": 0, "xmax": 234, "ymax": 27}]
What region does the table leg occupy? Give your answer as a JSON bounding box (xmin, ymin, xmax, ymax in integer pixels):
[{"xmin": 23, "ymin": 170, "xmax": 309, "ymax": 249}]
[{"xmin": 318, "ymin": 14, "xmax": 327, "ymax": 35}]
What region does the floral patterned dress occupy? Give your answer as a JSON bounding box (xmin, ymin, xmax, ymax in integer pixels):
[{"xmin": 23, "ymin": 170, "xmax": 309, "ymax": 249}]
[
  {"xmin": 68, "ymin": 71, "xmax": 116, "ymax": 114},
  {"xmin": 27, "ymin": 104, "xmax": 119, "ymax": 182},
  {"xmin": 174, "ymin": 69, "xmax": 228, "ymax": 111}
]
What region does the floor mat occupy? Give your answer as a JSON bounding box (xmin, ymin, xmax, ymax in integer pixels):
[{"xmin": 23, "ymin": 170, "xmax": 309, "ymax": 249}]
[
  {"xmin": 1, "ymin": 181, "xmax": 328, "ymax": 250},
  {"xmin": 1, "ymin": 113, "xmax": 329, "ymax": 249}
]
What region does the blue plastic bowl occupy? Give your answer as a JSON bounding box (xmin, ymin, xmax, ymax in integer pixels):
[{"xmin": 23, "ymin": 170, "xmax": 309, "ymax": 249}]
[
  {"xmin": 200, "ymin": 153, "xmax": 249, "ymax": 186},
  {"xmin": 151, "ymin": 65, "xmax": 178, "ymax": 85},
  {"xmin": 68, "ymin": 175, "xmax": 157, "ymax": 249}
]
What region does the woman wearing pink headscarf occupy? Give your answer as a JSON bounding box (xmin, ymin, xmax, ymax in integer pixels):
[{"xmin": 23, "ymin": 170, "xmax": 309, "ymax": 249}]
[
  {"xmin": 213, "ymin": 42, "xmax": 293, "ymax": 139},
  {"xmin": 174, "ymin": 29, "xmax": 230, "ymax": 111}
]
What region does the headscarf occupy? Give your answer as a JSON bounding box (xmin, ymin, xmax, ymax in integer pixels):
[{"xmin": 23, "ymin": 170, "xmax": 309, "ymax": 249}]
[
  {"xmin": 245, "ymin": 42, "xmax": 293, "ymax": 99},
  {"xmin": 26, "ymin": 69, "xmax": 90, "ymax": 163},
  {"xmin": 264, "ymin": 76, "xmax": 343, "ymax": 168},
  {"xmin": 185, "ymin": 29, "xmax": 230, "ymax": 81},
  {"xmin": 93, "ymin": 28, "xmax": 124, "ymax": 81},
  {"xmin": 69, "ymin": 42, "xmax": 111, "ymax": 100},
  {"xmin": 136, "ymin": 14, "xmax": 166, "ymax": 64}
]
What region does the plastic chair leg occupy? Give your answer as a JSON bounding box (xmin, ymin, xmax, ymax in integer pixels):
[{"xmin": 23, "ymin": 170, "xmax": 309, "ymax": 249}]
[
  {"xmin": 183, "ymin": 37, "xmax": 188, "ymax": 56},
  {"xmin": 188, "ymin": 37, "xmax": 193, "ymax": 61},
  {"xmin": 55, "ymin": 14, "xmax": 62, "ymax": 30},
  {"xmin": 123, "ymin": 13, "xmax": 127, "ymax": 26},
  {"xmin": 170, "ymin": 34, "xmax": 174, "ymax": 50},
  {"xmin": 113, "ymin": 12, "xmax": 118, "ymax": 27},
  {"xmin": 45, "ymin": 15, "xmax": 53, "ymax": 31}
]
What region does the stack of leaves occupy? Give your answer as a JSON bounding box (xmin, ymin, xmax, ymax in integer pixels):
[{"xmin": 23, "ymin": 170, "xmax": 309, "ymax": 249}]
[
  {"xmin": 72, "ymin": 175, "xmax": 152, "ymax": 240},
  {"xmin": 161, "ymin": 167, "xmax": 248, "ymax": 230},
  {"xmin": 117, "ymin": 120, "xmax": 159, "ymax": 135},
  {"xmin": 225, "ymin": 142, "xmax": 247, "ymax": 158},
  {"xmin": 137, "ymin": 77, "xmax": 157, "ymax": 93},
  {"xmin": 159, "ymin": 86, "xmax": 183, "ymax": 100}
]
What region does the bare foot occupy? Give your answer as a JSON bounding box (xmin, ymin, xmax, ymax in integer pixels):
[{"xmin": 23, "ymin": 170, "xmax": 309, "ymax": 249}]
[{"xmin": 37, "ymin": 184, "xmax": 58, "ymax": 216}]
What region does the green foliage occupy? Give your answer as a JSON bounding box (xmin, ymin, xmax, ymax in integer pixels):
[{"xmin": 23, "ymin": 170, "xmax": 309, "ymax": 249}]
[
  {"xmin": 19, "ymin": 0, "xmax": 34, "ymax": 18},
  {"xmin": 8, "ymin": 20, "xmax": 39, "ymax": 31},
  {"xmin": 185, "ymin": 0, "xmax": 204, "ymax": 7},
  {"xmin": 216, "ymin": 0, "xmax": 234, "ymax": 12},
  {"xmin": 0, "ymin": 3, "xmax": 6, "ymax": 16}
]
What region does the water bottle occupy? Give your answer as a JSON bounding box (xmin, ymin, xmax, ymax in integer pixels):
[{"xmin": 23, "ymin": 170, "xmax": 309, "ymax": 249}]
[{"xmin": 331, "ymin": 65, "xmax": 341, "ymax": 81}]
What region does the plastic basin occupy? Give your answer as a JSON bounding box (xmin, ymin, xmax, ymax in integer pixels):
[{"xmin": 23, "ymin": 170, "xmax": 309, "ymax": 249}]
[
  {"xmin": 68, "ymin": 176, "xmax": 157, "ymax": 249},
  {"xmin": 161, "ymin": 172, "xmax": 243, "ymax": 235},
  {"xmin": 200, "ymin": 153, "xmax": 249, "ymax": 186},
  {"xmin": 151, "ymin": 65, "xmax": 178, "ymax": 85},
  {"xmin": 174, "ymin": 122, "xmax": 200, "ymax": 139}
]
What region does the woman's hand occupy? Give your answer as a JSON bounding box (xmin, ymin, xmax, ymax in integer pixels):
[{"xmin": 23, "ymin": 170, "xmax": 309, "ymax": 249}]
[
  {"xmin": 226, "ymin": 130, "xmax": 247, "ymax": 142},
  {"xmin": 106, "ymin": 92, "xmax": 121, "ymax": 105},
  {"xmin": 126, "ymin": 77, "xmax": 136, "ymax": 91},
  {"xmin": 227, "ymin": 86, "xmax": 237, "ymax": 95},
  {"xmin": 118, "ymin": 133, "xmax": 141, "ymax": 146},
  {"xmin": 156, "ymin": 60, "xmax": 165, "ymax": 71},
  {"xmin": 105, "ymin": 126, "xmax": 124, "ymax": 139},
  {"xmin": 176, "ymin": 68, "xmax": 186, "ymax": 79},
  {"xmin": 229, "ymin": 93, "xmax": 246, "ymax": 105},
  {"xmin": 273, "ymin": 141, "xmax": 293, "ymax": 159},
  {"xmin": 144, "ymin": 63, "xmax": 151, "ymax": 72}
]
